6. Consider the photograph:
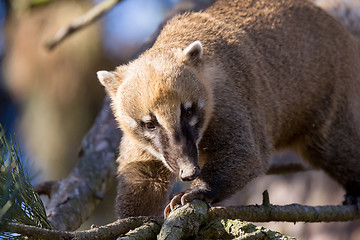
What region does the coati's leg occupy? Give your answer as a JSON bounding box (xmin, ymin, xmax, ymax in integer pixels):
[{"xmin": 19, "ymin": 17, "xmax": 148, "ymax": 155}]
[
  {"xmin": 299, "ymin": 115, "xmax": 360, "ymax": 207},
  {"xmin": 165, "ymin": 122, "xmax": 270, "ymax": 215},
  {"xmin": 115, "ymin": 139, "xmax": 175, "ymax": 218}
]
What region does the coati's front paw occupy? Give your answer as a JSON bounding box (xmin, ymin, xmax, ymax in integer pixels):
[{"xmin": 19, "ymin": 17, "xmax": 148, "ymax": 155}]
[
  {"xmin": 164, "ymin": 188, "xmax": 213, "ymax": 218},
  {"xmin": 343, "ymin": 193, "xmax": 360, "ymax": 210}
]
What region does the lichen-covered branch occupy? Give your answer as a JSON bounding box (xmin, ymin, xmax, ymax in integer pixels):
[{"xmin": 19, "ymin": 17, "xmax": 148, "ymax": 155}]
[
  {"xmin": 4, "ymin": 200, "xmax": 360, "ymax": 239},
  {"xmin": 118, "ymin": 220, "xmax": 162, "ymax": 240},
  {"xmin": 197, "ymin": 219, "xmax": 296, "ymax": 240},
  {"xmin": 158, "ymin": 200, "xmax": 208, "ymax": 240},
  {"xmin": 3, "ymin": 217, "xmax": 157, "ymax": 240}
]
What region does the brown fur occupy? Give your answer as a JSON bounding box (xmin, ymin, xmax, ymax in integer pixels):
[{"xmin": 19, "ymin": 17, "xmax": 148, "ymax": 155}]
[{"xmin": 98, "ymin": 0, "xmax": 360, "ymax": 218}]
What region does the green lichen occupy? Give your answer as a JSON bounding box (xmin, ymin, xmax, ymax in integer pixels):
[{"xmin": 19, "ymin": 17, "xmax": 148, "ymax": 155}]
[{"xmin": 158, "ymin": 200, "xmax": 208, "ymax": 240}]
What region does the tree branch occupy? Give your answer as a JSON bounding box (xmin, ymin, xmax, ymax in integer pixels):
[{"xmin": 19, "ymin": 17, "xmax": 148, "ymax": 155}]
[
  {"xmin": 45, "ymin": 97, "xmax": 122, "ymax": 231},
  {"xmin": 4, "ymin": 200, "xmax": 360, "ymax": 239},
  {"xmin": 209, "ymin": 204, "xmax": 360, "ymax": 222},
  {"xmin": 34, "ymin": 180, "xmax": 59, "ymax": 198},
  {"xmin": 118, "ymin": 220, "xmax": 161, "ymax": 240},
  {"xmin": 158, "ymin": 200, "xmax": 208, "ymax": 240},
  {"xmin": 197, "ymin": 218, "xmax": 296, "ymax": 240},
  {"xmin": 45, "ymin": 0, "xmax": 123, "ymax": 50},
  {"xmin": 3, "ymin": 217, "xmax": 159, "ymax": 240}
]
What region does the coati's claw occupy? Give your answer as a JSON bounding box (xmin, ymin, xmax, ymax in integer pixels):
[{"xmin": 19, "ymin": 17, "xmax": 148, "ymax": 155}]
[
  {"xmin": 164, "ymin": 188, "xmax": 212, "ymax": 218},
  {"xmin": 170, "ymin": 192, "xmax": 183, "ymax": 210},
  {"xmin": 164, "ymin": 192, "xmax": 183, "ymax": 218},
  {"xmin": 181, "ymin": 190, "xmax": 206, "ymax": 205},
  {"xmin": 163, "ymin": 204, "xmax": 171, "ymax": 219}
]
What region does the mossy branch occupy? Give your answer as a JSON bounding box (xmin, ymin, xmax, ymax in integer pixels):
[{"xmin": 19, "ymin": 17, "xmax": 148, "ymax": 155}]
[
  {"xmin": 158, "ymin": 200, "xmax": 209, "ymax": 240},
  {"xmin": 3, "ymin": 217, "xmax": 159, "ymax": 240},
  {"xmin": 197, "ymin": 219, "xmax": 296, "ymax": 240},
  {"xmin": 3, "ymin": 197, "xmax": 360, "ymax": 239}
]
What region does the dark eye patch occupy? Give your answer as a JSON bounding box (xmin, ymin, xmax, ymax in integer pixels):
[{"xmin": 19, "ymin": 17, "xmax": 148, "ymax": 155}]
[
  {"xmin": 140, "ymin": 113, "xmax": 159, "ymax": 131},
  {"xmin": 181, "ymin": 103, "xmax": 197, "ymax": 120},
  {"xmin": 185, "ymin": 108, "xmax": 193, "ymax": 118}
]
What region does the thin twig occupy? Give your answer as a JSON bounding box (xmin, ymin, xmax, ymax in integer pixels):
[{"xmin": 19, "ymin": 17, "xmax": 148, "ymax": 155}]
[{"xmin": 45, "ymin": 0, "xmax": 123, "ymax": 50}]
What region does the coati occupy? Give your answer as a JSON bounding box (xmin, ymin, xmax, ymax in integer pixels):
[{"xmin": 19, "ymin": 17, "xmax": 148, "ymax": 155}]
[{"xmin": 97, "ymin": 0, "xmax": 360, "ymax": 218}]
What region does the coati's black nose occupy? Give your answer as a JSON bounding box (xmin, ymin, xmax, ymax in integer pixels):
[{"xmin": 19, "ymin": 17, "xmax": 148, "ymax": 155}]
[{"xmin": 179, "ymin": 166, "xmax": 201, "ymax": 181}]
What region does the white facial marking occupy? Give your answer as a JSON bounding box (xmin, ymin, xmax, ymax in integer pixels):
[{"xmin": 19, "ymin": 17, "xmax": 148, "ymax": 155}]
[
  {"xmin": 184, "ymin": 101, "xmax": 192, "ymax": 109},
  {"xmin": 143, "ymin": 131, "xmax": 153, "ymax": 139},
  {"xmin": 141, "ymin": 115, "xmax": 152, "ymax": 122},
  {"xmin": 146, "ymin": 147, "xmax": 172, "ymax": 171},
  {"xmin": 198, "ymin": 99, "xmax": 205, "ymax": 109},
  {"xmin": 196, "ymin": 132, "xmax": 203, "ymax": 146},
  {"xmin": 124, "ymin": 116, "xmax": 137, "ymax": 128}
]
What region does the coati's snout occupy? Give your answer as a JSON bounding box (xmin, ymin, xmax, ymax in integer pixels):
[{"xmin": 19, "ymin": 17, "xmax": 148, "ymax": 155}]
[
  {"xmin": 179, "ymin": 164, "xmax": 201, "ymax": 181},
  {"xmin": 137, "ymin": 100, "xmax": 205, "ymax": 181},
  {"xmin": 165, "ymin": 130, "xmax": 201, "ymax": 181}
]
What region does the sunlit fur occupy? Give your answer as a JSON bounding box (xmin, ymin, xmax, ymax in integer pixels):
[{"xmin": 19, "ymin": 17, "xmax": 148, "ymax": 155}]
[{"xmin": 98, "ymin": 0, "xmax": 360, "ymax": 218}]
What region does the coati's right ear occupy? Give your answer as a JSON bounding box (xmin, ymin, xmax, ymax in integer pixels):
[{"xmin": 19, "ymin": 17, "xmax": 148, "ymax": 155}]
[
  {"xmin": 183, "ymin": 40, "xmax": 203, "ymax": 64},
  {"xmin": 97, "ymin": 70, "xmax": 121, "ymax": 98}
]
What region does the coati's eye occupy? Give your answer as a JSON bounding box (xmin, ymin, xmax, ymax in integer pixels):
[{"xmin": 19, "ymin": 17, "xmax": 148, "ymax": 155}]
[
  {"xmin": 145, "ymin": 121, "xmax": 156, "ymax": 130},
  {"xmin": 185, "ymin": 108, "xmax": 193, "ymax": 118}
]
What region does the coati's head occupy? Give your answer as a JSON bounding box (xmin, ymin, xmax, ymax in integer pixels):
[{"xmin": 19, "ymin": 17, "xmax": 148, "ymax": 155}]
[{"xmin": 97, "ymin": 41, "xmax": 213, "ymax": 181}]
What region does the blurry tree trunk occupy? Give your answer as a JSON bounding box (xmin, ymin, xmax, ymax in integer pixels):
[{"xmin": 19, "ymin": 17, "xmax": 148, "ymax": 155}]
[{"xmin": 4, "ymin": 0, "xmax": 109, "ymax": 179}]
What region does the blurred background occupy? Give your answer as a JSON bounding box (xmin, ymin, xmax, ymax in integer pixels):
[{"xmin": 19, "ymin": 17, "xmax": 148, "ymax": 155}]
[{"xmin": 0, "ymin": 0, "xmax": 359, "ymax": 239}]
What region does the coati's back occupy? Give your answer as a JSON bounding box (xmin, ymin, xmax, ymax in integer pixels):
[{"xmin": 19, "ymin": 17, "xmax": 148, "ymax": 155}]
[{"xmin": 155, "ymin": 0, "xmax": 360, "ymax": 150}]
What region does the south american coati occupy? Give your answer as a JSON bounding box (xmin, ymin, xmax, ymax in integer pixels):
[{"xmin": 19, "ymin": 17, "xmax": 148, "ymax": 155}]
[{"xmin": 97, "ymin": 0, "xmax": 360, "ymax": 218}]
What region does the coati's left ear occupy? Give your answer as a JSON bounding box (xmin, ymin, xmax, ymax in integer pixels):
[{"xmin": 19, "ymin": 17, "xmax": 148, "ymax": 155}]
[
  {"xmin": 97, "ymin": 70, "xmax": 120, "ymax": 98},
  {"xmin": 183, "ymin": 41, "xmax": 203, "ymax": 64}
]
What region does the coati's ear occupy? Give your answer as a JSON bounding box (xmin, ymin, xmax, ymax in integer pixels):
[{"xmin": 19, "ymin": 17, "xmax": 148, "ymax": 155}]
[
  {"xmin": 183, "ymin": 41, "xmax": 203, "ymax": 63},
  {"xmin": 97, "ymin": 70, "xmax": 120, "ymax": 98}
]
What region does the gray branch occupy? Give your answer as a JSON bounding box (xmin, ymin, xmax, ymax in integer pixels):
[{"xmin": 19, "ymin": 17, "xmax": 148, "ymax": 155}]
[
  {"xmin": 4, "ymin": 217, "xmax": 158, "ymax": 240},
  {"xmin": 209, "ymin": 204, "xmax": 360, "ymax": 222},
  {"xmin": 4, "ymin": 199, "xmax": 360, "ymax": 239},
  {"xmin": 45, "ymin": 97, "xmax": 122, "ymax": 231}
]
